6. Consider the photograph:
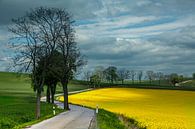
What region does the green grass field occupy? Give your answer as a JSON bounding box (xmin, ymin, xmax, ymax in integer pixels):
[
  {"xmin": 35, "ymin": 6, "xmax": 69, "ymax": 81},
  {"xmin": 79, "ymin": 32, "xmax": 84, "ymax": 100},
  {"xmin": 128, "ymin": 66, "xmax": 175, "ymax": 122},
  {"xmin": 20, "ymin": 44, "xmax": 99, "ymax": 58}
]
[
  {"xmin": 96, "ymin": 109, "xmax": 144, "ymax": 129},
  {"xmin": 0, "ymin": 72, "xmax": 89, "ymax": 129},
  {"xmin": 97, "ymin": 109, "xmax": 126, "ymax": 129},
  {"xmin": 60, "ymin": 88, "xmax": 195, "ymax": 129}
]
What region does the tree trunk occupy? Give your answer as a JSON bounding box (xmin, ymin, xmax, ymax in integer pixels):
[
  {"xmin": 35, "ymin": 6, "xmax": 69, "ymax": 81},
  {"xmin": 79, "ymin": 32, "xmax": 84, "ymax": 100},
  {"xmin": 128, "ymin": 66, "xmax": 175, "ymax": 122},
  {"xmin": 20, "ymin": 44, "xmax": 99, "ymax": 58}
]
[
  {"xmin": 54, "ymin": 84, "xmax": 56, "ymax": 94},
  {"xmin": 53, "ymin": 85, "xmax": 56, "ymax": 103},
  {"xmin": 50, "ymin": 84, "xmax": 56, "ymax": 104},
  {"xmin": 46, "ymin": 86, "xmax": 50, "ymax": 103},
  {"xmin": 88, "ymin": 81, "xmax": 90, "ymax": 88},
  {"xmin": 62, "ymin": 81, "xmax": 69, "ymax": 110},
  {"xmin": 36, "ymin": 91, "xmax": 41, "ymax": 119}
]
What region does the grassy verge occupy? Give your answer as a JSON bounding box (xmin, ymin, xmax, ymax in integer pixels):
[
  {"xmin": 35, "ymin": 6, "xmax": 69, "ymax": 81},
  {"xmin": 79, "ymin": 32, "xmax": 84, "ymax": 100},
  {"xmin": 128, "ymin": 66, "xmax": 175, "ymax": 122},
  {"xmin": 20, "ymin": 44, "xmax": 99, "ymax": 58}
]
[
  {"xmin": 118, "ymin": 114, "xmax": 146, "ymax": 129},
  {"xmin": 97, "ymin": 109, "xmax": 146, "ymax": 129},
  {"xmin": 13, "ymin": 105, "xmax": 63, "ymax": 129},
  {"xmin": 97, "ymin": 109, "xmax": 125, "ymax": 129},
  {"xmin": 57, "ymin": 100, "xmax": 144, "ymax": 129},
  {"xmin": 0, "ymin": 91, "xmax": 63, "ymax": 129}
]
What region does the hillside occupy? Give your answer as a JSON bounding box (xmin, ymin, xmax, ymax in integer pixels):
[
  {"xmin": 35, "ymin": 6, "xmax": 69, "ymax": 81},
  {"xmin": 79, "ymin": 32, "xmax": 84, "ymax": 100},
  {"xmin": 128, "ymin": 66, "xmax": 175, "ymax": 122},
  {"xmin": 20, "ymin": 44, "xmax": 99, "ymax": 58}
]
[{"xmin": 0, "ymin": 72, "xmax": 89, "ymax": 129}]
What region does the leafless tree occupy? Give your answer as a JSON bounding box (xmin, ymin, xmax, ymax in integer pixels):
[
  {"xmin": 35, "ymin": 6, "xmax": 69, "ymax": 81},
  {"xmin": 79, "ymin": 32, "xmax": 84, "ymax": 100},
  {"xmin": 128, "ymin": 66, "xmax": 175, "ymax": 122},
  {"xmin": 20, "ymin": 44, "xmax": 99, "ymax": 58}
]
[
  {"xmin": 83, "ymin": 70, "xmax": 92, "ymax": 82},
  {"xmin": 130, "ymin": 70, "xmax": 136, "ymax": 84},
  {"xmin": 94, "ymin": 66, "xmax": 105, "ymax": 82},
  {"xmin": 117, "ymin": 69, "xmax": 130, "ymax": 84},
  {"xmin": 146, "ymin": 71, "xmax": 154, "ymax": 84},
  {"xmin": 56, "ymin": 11, "xmax": 86, "ymax": 110},
  {"xmin": 137, "ymin": 70, "xmax": 143, "ymax": 83},
  {"xmin": 164, "ymin": 74, "xmax": 171, "ymax": 84},
  {"xmin": 9, "ymin": 7, "xmax": 85, "ymax": 117},
  {"xmin": 156, "ymin": 72, "xmax": 164, "ymax": 85}
]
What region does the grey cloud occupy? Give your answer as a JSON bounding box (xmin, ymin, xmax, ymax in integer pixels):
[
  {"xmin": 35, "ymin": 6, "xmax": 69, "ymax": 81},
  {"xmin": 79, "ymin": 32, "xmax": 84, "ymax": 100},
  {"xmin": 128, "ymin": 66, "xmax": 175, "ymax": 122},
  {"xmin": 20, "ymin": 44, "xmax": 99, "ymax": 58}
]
[
  {"xmin": 127, "ymin": 0, "xmax": 195, "ymax": 16},
  {"xmin": 0, "ymin": 0, "xmax": 195, "ymax": 76},
  {"xmin": 85, "ymin": 51, "xmax": 135, "ymax": 60},
  {"xmin": 2, "ymin": 0, "xmax": 195, "ymax": 26},
  {"xmin": 0, "ymin": 26, "xmax": 13, "ymax": 71},
  {"xmin": 149, "ymin": 26, "xmax": 195, "ymax": 49},
  {"xmin": 0, "ymin": 0, "xmax": 100, "ymax": 25},
  {"xmin": 78, "ymin": 31, "xmax": 195, "ymax": 75}
]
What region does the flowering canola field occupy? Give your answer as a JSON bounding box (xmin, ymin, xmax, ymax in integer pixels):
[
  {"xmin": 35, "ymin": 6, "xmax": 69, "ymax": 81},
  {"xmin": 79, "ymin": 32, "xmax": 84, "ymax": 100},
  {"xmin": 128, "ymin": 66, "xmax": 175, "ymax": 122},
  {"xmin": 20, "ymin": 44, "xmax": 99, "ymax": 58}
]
[{"xmin": 58, "ymin": 88, "xmax": 195, "ymax": 129}]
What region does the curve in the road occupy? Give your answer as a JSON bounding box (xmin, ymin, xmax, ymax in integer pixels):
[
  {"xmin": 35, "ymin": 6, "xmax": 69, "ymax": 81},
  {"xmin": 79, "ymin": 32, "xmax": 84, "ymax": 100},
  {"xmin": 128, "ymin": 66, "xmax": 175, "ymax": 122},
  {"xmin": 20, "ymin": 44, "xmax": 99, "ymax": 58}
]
[
  {"xmin": 27, "ymin": 104, "xmax": 94, "ymax": 129},
  {"xmin": 27, "ymin": 89, "xmax": 95, "ymax": 129}
]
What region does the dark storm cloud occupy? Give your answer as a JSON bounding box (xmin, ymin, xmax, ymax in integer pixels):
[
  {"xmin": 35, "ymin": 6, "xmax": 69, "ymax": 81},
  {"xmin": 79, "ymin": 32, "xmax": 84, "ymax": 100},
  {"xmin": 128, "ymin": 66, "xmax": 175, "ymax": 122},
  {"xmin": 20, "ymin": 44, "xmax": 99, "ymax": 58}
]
[
  {"xmin": 1, "ymin": 0, "xmax": 194, "ymax": 25},
  {"xmin": 0, "ymin": 0, "xmax": 100, "ymax": 25}
]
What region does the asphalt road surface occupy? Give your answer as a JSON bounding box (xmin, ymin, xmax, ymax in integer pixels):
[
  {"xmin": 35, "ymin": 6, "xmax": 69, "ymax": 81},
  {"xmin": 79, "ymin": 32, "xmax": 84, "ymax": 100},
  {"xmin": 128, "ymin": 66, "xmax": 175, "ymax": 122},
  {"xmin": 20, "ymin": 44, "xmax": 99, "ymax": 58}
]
[
  {"xmin": 27, "ymin": 102, "xmax": 94, "ymax": 129},
  {"xmin": 27, "ymin": 89, "xmax": 94, "ymax": 129}
]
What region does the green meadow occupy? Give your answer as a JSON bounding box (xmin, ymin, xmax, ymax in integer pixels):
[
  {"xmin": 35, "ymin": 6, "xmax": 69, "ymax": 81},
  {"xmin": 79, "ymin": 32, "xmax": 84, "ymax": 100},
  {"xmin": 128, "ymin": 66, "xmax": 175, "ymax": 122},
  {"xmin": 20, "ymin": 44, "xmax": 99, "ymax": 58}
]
[{"xmin": 0, "ymin": 72, "xmax": 88, "ymax": 129}]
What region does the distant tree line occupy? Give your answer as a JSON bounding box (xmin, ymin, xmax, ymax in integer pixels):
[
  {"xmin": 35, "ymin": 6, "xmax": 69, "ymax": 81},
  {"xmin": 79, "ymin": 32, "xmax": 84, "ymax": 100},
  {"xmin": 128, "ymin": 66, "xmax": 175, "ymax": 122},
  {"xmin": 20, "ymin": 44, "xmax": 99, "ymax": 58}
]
[{"xmin": 83, "ymin": 66, "xmax": 186, "ymax": 87}]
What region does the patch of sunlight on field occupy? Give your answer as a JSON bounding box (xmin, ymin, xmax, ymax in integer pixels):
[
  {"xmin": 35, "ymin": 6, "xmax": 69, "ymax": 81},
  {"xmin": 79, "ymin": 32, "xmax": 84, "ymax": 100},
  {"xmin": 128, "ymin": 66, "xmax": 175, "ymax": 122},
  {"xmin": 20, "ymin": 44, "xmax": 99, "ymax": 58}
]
[{"xmin": 57, "ymin": 88, "xmax": 195, "ymax": 129}]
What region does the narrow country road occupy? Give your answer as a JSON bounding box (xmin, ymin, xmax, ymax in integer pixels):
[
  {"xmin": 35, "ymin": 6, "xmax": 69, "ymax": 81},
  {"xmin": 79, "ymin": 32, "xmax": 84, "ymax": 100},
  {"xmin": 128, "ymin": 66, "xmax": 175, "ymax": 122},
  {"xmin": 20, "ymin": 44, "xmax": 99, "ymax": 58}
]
[
  {"xmin": 27, "ymin": 104, "xmax": 94, "ymax": 129},
  {"xmin": 26, "ymin": 89, "xmax": 95, "ymax": 129}
]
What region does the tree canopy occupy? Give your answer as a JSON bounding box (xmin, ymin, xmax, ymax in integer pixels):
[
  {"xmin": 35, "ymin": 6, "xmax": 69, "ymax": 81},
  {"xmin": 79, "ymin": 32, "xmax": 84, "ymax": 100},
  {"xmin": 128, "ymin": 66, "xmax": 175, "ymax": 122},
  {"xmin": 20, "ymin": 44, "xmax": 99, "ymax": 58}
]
[{"xmin": 10, "ymin": 7, "xmax": 85, "ymax": 118}]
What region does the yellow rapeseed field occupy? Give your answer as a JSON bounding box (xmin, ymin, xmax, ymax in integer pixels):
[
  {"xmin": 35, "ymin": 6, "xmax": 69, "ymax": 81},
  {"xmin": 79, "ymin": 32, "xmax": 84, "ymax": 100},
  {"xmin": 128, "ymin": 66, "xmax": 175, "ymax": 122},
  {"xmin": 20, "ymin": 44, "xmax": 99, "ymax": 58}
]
[{"xmin": 57, "ymin": 88, "xmax": 195, "ymax": 129}]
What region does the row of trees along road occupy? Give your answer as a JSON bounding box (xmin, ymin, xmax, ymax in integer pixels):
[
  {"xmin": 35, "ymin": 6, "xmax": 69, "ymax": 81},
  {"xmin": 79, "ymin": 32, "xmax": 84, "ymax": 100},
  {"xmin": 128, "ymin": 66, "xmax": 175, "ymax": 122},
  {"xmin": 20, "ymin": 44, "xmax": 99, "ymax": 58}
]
[
  {"xmin": 84, "ymin": 66, "xmax": 185, "ymax": 87},
  {"xmin": 9, "ymin": 7, "xmax": 85, "ymax": 119}
]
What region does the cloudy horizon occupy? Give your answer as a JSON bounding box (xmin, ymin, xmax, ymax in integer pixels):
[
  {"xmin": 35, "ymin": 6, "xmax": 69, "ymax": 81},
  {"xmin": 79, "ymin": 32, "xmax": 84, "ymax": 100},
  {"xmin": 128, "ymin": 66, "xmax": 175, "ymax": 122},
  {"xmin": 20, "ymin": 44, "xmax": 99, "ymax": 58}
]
[{"xmin": 0, "ymin": 0, "xmax": 195, "ymax": 76}]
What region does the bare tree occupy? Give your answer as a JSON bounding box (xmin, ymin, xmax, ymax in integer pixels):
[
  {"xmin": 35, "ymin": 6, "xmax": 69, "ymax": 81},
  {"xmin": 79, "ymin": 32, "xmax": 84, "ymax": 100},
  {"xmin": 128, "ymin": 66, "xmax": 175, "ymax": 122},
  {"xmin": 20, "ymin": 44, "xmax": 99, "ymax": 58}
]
[
  {"xmin": 137, "ymin": 71, "xmax": 143, "ymax": 83},
  {"xmin": 117, "ymin": 69, "xmax": 130, "ymax": 84},
  {"xmin": 55, "ymin": 11, "xmax": 86, "ymax": 110},
  {"xmin": 94, "ymin": 66, "xmax": 105, "ymax": 82},
  {"xmin": 164, "ymin": 74, "xmax": 171, "ymax": 84},
  {"xmin": 156, "ymin": 72, "xmax": 164, "ymax": 85},
  {"xmin": 83, "ymin": 70, "xmax": 92, "ymax": 82},
  {"xmin": 146, "ymin": 71, "xmax": 154, "ymax": 84},
  {"xmin": 9, "ymin": 7, "xmax": 84, "ymax": 117},
  {"xmin": 130, "ymin": 70, "xmax": 136, "ymax": 84},
  {"xmin": 9, "ymin": 7, "xmax": 64, "ymax": 118}
]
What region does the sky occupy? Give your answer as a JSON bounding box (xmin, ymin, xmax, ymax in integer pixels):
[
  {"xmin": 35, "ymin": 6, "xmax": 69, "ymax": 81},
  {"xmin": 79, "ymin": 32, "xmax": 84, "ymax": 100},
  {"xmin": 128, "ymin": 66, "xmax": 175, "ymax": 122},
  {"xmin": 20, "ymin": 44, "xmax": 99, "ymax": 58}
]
[{"xmin": 0, "ymin": 0, "xmax": 195, "ymax": 76}]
